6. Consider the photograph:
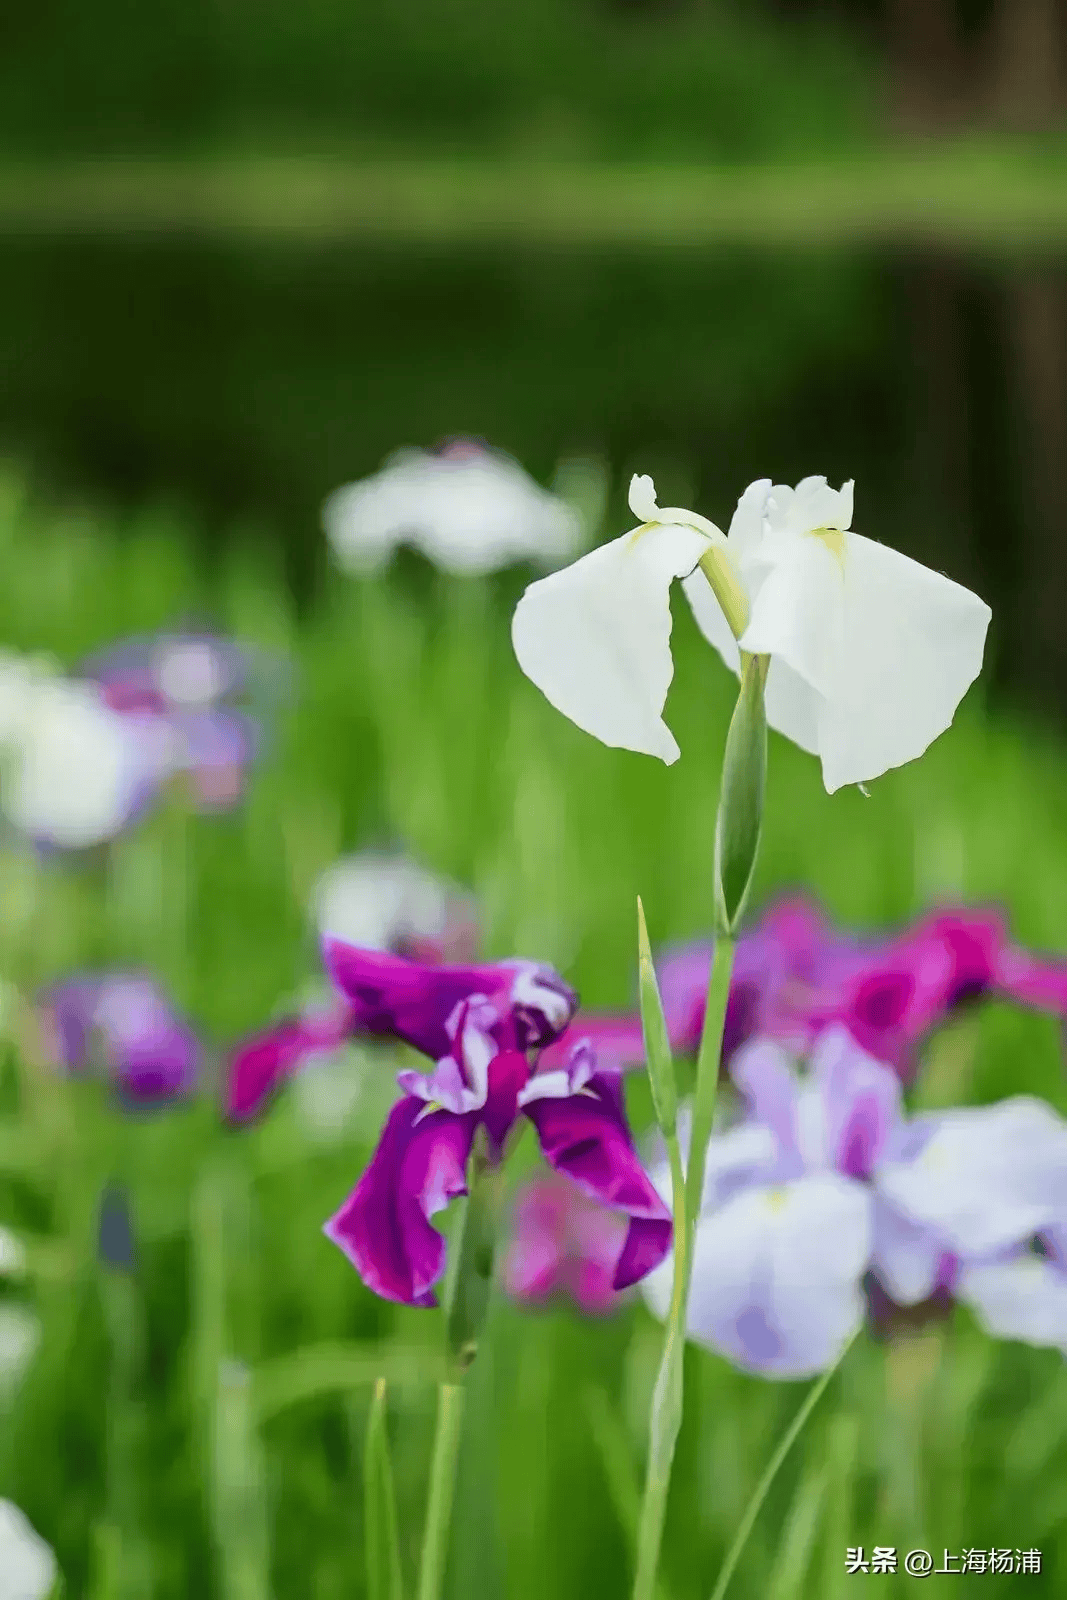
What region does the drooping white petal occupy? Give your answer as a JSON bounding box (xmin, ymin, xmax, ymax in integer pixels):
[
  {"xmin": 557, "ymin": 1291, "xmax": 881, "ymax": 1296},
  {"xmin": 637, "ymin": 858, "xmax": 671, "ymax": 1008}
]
[
  {"xmin": 876, "ymin": 1098, "xmax": 1067, "ymax": 1257},
  {"xmin": 739, "ymin": 535, "xmax": 845, "ymax": 702},
  {"xmin": 681, "ymin": 1175, "xmax": 872, "ymax": 1378},
  {"xmin": 813, "ymin": 532, "xmax": 991, "ymax": 793},
  {"xmin": 511, "ymin": 521, "xmax": 711, "ymax": 762},
  {"xmin": 0, "ymin": 1500, "xmax": 58, "ymax": 1600},
  {"xmin": 957, "ymin": 1253, "xmax": 1067, "ymax": 1354}
]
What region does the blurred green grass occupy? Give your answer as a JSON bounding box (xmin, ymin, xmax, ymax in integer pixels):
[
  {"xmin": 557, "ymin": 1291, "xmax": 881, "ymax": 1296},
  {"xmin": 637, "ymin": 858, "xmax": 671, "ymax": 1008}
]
[
  {"xmin": 2, "ymin": 142, "xmax": 1067, "ymax": 248},
  {"xmin": 0, "ymin": 470, "xmax": 1065, "ymax": 1597}
]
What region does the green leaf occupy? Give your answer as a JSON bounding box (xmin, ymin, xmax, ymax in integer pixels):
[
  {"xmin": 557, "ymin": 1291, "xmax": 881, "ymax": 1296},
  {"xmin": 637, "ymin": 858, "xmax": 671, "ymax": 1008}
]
[
  {"xmin": 636, "ymin": 896, "xmax": 677, "ymax": 1138},
  {"xmin": 365, "ymin": 1378, "xmax": 405, "ymax": 1600},
  {"xmin": 252, "ymin": 1341, "xmax": 445, "ymax": 1423},
  {"xmin": 444, "ymin": 1131, "xmax": 499, "ymax": 1373},
  {"xmin": 766, "ymin": 1460, "xmax": 828, "ymax": 1600},
  {"xmin": 713, "ymin": 653, "xmax": 768, "ymax": 936},
  {"xmin": 583, "ymin": 1387, "xmax": 675, "ymax": 1600}
]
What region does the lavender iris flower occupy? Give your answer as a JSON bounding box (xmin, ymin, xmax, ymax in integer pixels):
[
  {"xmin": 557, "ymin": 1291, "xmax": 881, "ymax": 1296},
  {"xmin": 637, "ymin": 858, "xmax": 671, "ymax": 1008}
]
[
  {"xmin": 36, "ymin": 972, "xmax": 201, "ymax": 1104},
  {"xmin": 640, "ymin": 1026, "xmax": 1067, "ymax": 1377},
  {"xmin": 658, "ymin": 898, "xmax": 1067, "ymax": 1081},
  {"xmin": 79, "ymin": 630, "xmax": 275, "ymax": 813},
  {"xmin": 318, "ymin": 942, "xmax": 671, "ymax": 1308}
]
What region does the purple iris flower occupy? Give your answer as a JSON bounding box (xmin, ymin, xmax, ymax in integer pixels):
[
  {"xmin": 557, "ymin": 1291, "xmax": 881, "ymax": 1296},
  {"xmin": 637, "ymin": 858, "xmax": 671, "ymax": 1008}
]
[
  {"xmin": 226, "ymin": 859, "xmax": 647, "ymax": 1122},
  {"xmin": 502, "ymin": 1172, "xmax": 630, "ymax": 1316},
  {"xmin": 36, "ymin": 972, "xmax": 201, "ymax": 1104},
  {"xmin": 319, "ymin": 943, "xmax": 672, "ymax": 1308},
  {"xmin": 639, "ymin": 1026, "xmax": 1067, "ymax": 1378},
  {"xmin": 658, "ymin": 897, "xmax": 1067, "ymax": 1081},
  {"xmin": 78, "ymin": 630, "xmax": 276, "ymax": 813}
]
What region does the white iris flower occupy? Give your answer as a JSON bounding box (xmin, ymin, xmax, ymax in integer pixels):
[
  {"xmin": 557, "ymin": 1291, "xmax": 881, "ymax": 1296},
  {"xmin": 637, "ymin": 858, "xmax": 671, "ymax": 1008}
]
[{"xmin": 512, "ymin": 473, "xmax": 991, "ymax": 792}]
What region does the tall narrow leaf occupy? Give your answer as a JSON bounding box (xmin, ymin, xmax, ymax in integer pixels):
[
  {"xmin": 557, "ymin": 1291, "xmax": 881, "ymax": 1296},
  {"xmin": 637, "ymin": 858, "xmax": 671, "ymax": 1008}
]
[{"xmin": 365, "ymin": 1378, "xmax": 405, "ymax": 1600}]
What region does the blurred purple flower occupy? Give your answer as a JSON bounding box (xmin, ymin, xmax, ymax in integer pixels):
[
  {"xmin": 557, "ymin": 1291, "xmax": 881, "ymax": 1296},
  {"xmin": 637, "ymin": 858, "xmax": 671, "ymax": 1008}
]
[
  {"xmin": 79, "ymin": 630, "xmax": 280, "ymax": 813},
  {"xmin": 320, "ymin": 944, "xmax": 671, "ymax": 1308},
  {"xmin": 502, "ymin": 1172, "xmax": 629, "ymax": 1316},
  {"xmin": 640, "ymin": 1026, "xmax": 1067, "ymax": 1377},
  {"xmin": 226, "ymin": 853, "xmax": 482, "ymax": 1122},
  {"xmin": 658, "ymin": 898, "xmax": 1067, "ymax": 1081},
  {"xmin": 36, "ymin": 972, "xmax": 201, "ymax": 1104}
]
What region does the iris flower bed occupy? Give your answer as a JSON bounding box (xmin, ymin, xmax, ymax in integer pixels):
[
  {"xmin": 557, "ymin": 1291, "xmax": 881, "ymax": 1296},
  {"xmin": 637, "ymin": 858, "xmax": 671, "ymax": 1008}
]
[{"xmin": 0, "ymin": 466, "xmax": 1065, "ymax": 1598}]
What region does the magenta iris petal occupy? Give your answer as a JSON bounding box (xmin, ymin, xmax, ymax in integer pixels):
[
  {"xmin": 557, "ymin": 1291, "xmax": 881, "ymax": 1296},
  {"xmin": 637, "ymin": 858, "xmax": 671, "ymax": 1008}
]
[
  {"xmin": 539, "ymin": 1013, "xmax": 647, "ymax": 1074},
  {"xmin": 225, "ymin": 1005, "xmax": 355, "ymax": 1122},
  {"xmin": 503, "ymin": 1174, "xmax": 627, "ymax": 1315},
  {"xmin": 521, "ymin": 1070, "xmax": 672, "ymax": 1291},
  {"xmin": 321, "ymin": 940, "xmax": 576, "ymax": 1058},
  {"xmin": 324, "ymin": 1099, "xmax": 476, "ymax": 1306}
]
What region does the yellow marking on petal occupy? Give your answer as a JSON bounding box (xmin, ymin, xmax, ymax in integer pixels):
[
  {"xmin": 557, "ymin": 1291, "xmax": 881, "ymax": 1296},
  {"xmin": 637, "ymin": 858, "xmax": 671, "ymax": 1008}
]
[
  {"xmin": 765, "ymin": 1187, "xmax": 789, "ymax": 1214},
  {"xmin": 696, "ymin": 546, "xmax": 749, "ymax": 640},
  {"xmin": 808, "ymin": 525, "xmax": 848, "ymax": 573}
]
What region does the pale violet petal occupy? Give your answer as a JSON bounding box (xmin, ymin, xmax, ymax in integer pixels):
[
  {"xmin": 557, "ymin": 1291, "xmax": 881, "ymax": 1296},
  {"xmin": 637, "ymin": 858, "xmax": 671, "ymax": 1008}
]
[
  {"xmin": 511, "ymin": 522, "xmax": 711, "ymax": 762},
  {"xmin": 875, "ymin": 1098, "xmax": 1067, "ymax": 1257},
  {"xmin": 869, "ymin": 1197, "xmax": 944, "ymax": 1305},
  {"xmin": 957, "ymin": 1254, "xmax": 1067, "ymax": 1353},
  {"xmin": 681, "ymin": 1175, "xmax": 872, "ymax": 1378},
  {"xmin": 814, "ymin": 532, "xmax": 991, "ymax": 794}
]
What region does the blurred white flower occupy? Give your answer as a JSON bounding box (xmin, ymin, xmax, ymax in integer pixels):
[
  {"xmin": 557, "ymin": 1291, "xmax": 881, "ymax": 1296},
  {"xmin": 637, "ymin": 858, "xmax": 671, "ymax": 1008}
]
[
  {"xmin": 512, "ymin": 473, "xmax": 991, "ymax": 792},
  {"xmin": 323, "ymin": 441, "xmax": 583, "ymax": 576},
  {"xmin": 310, "ymin": 851, "xmax": 478, "ymax": 961},
  {"xmin": 0, "ymin": 1499, "xmax": 57, "ymax": 1600},
  {"xmin": 0, "ymin": 1303, "xmax": 41, "ymax": 1403},
  {"xmin": 291, "ymin": 1045, "xmax": 371, "ymax": 1143},
  {"xmin": 0, "ymin": 1226, "xmax": 26, "ymax": 1280},
  {"xmin": 0, "ymin": 666, "xmax": 174, "ymax": 850}
]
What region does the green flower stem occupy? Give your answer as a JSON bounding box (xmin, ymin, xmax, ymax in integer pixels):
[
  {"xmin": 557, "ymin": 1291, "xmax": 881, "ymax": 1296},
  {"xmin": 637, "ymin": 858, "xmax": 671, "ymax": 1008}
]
[
  {"xmin": 632, "ymin": 1132, "xmax": 688, "ymax": 1600},
  {"xmin": 632, "ymin": 934, "xmax": 736, "ymax": 1600},
  {"xmin": 417, "ymin": 1381, "xmax": 466, "ymax": 1600},
  {"xmin": 685, "ymin": 936, "xmax": 736, "ymax": 1226},
  {"xmin": 707, "ymin": 1333, "xmax": 856, "ymax": 1600}
]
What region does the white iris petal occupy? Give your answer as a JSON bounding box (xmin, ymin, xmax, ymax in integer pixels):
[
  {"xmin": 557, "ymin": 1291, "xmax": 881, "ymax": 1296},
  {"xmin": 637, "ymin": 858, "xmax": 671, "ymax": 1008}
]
[{"xmin": 511, "ymin": 513, "xmax": 712, "ymax": 763}]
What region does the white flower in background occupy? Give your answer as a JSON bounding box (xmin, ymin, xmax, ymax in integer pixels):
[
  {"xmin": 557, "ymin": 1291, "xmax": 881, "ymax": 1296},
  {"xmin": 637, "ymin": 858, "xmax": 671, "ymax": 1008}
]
[
  {"xmin": 323, "ymin": 441, "xmax": 583, "ymax": 577},
  {"xmin": 512, "ymin": 473, "xmax": 991, "ymax": 792},
  {"xmin": 0, "ymin": 672, "xmax": 173, "ymax": 849},
  {"xmin": 0, "ymin": 1303, "xmax": 41, "ymax": 1404},
  {"xmin": 0, "ymin": 1500, "xmax": 58, "ymax": 1600},
  {"xmin": 310, "ymin": 851, "xmax": 477, "ymax": 960},
  {"xmin": 0, "ymin": 1226, "xmax": 26, "ymax": 1280}
]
